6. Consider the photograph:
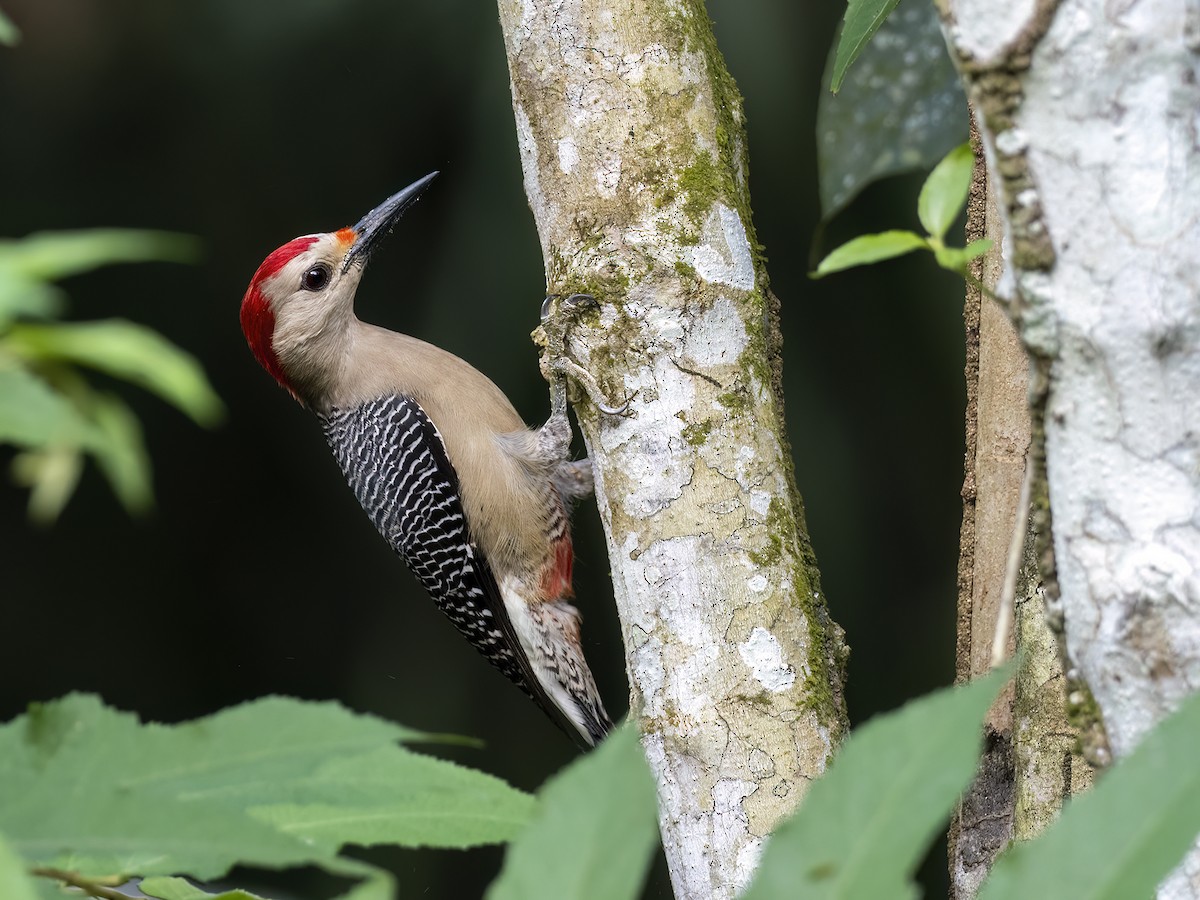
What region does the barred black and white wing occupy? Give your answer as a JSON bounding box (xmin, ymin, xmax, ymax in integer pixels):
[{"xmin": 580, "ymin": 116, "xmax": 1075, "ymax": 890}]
[{"xmin": 319, "ymin": 394, "xmax": 591, "ymax": 743}]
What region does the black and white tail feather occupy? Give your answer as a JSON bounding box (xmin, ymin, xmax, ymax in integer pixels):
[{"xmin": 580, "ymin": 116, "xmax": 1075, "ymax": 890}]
[{"xmin": 320, "ymin": 393, "xmax": 610, "ymax": 747}]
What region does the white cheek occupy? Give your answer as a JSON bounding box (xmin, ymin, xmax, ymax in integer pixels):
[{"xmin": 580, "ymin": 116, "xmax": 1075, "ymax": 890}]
[{"xmin": 272, "ymin": 295, "xmax": 332, "ymax": 353}]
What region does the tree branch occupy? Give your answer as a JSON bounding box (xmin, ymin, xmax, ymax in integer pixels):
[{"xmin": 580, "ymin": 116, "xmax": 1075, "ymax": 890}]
[
  {"xmin": 496, "ymin": 2, "xmax": 848, "ymax": 896},
  {"xmin": 943, "ymin": 0, "xmax": 1200, "ymax": 895}
]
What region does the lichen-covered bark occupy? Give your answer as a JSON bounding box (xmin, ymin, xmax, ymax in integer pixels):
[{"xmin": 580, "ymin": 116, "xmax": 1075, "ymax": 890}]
[
  {"xmin": 943, "ymin": 1, "xmax": 1200, "ymax": 896},
  {"xmin": 495, "ymin": 2, "xmax": 848, "ymax": 896}
]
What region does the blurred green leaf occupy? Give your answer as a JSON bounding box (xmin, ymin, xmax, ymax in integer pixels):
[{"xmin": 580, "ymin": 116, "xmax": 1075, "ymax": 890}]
[
  {"xmin": 818, "ymin": 0, "xmax": 968, "ymax": 219},
  {"xmin": 140, "ymin": 877, "xmax": 268, "ymax": 900},
  {"xmin": 934, "ymin": 239, "xmax": 994, "ymax": 273},
  {"xmin": 0, "ymin": 8, "xmax": 19, "ymax": 47},
  {"xmin": 7, "ymin": 320, "xmax": 224, "ymax": 426},
  {"xmin": 813, "ymin": 230, "xmax": 927, "ymax": 277},
  {"xmin": 0, "ymin": 230, "xmax": 199, "ymax": 282},
  {"xmin": 0, "ymin": 834, "xmax": 38, "ymax": 900},
  {"xmin": 321, "ymin": 858, "xmax": 398, "ymax": 900},
  {"xmin": 742, "ymin": 668, "xmax": 1011, "ymax": 900},
  {"xmin": 918, "ymin": 143, "xmax": 974, "ymax": 240},
  {"xmin": 0, "ymin": 368, "xmax": 96, "ymax": 447},
  {"xmin": 0, "ymin": 694, "xmax": 524, "ymax": 884},
  {"xmin": 487, "ymin": 725, "xmax": 659, "ymax": 900},
  {"xmin": 11, "ymin": 446, "xmax": 84, "ymax": 525},
  {"xmin": 141, "ymin": 868, "xmax": 399, "ymax": 900},
  {"xmin": 0, "ymin": 278, "xmax": 64, "ymax": 327},
  {"xmin": 830, "ymin": 0, "xmax": 901, "ymax": 93},
  {"xmin": 86, "ymin": 391, "xmax": 154, "ymax": 515},
  {"xmin": 979, "ymin": 688, "xmax": 1200, "ymax": 900}
]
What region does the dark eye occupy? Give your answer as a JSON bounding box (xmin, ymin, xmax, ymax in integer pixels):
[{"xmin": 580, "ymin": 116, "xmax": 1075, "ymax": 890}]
[{"xmin": 302, "ymin": 264, "xmax": 331, "ymax": 291}]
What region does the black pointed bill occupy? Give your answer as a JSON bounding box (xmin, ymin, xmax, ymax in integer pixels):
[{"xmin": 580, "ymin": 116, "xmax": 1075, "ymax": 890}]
[{"xmin": 342, "ymin": 171, "xmax": 439, "ymax": 271}]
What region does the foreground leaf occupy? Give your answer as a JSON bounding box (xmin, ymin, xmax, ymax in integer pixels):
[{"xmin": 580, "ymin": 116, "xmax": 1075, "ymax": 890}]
[
  {"xmin": 917, "ymin": 143, "xmax": 974, "ymax": 240},
  {"xmin": 830, "ymin": 0, "xmax": 901, "ymax": 93},
  {"xmin": 140, "ymin": 876, "xmax": 268, "ymax": 900},
  {"xmin": 81, "ymin": 391, "xmax": 154, "ymax": 514},
  {"xmin": 0, "ymin": 834, "xmax": 38, "ymax": 900},
  {"xmin": 0, "ymin": 694, "xmax": 527, "ymax": 884},
  {"xmin": 818, "ymin": 0, "xmax": 968, "ymax": 219},
  {"xmin": 250, "ymin": 745, "xmax": 535, "ymax": 849},
  {"xmin": 0, "ymin": 8, "xmax": 19, "ymax": 46},
  {"xmin": 813, "ymin": 230, "xmax": 927, "ymax": 277},
  {"xmin": 0, "ymin": 369, "xmax": 96, "ymax": 448},
  {"xmin": 6, "ymin": 320, "xmax": 224, "ymax": 426},
  {"xmin": 979, "ymin": 688, "xmax": 1200, "ymax": 900},
  {"xmin": 10, "ymin": 446, "xmax": 84, "ymax": 525},
  {"xmin": 0, "ymin": 276, "xmax": 64, "ymax": 326},
  {"xmin": 487, "ymin": 724, "xmax": 659, "ymax": 900},
  {"xmin": 0, "ymin": 230, "xmax": 198, "ymax": 282},
  {"xmin": 743, "ymin": 668, "xmax": 1011, "ymax": 900}
]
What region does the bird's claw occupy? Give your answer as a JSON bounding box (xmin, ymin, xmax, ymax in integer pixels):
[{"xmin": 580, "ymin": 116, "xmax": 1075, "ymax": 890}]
[
  {"xmin": 540, "ymin": 293, "xmax": 631, "ymax": 418},
  {"xmin": 550, "ymin": 357, "xmax": 633, "ymax": 417},
  {"xmin": 541, "ymin": 292, "xmax": 598, "ymax": 324}
]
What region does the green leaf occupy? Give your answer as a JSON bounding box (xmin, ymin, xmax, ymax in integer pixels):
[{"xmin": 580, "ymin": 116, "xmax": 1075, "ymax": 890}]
[
  {"xmin": 249, "ymin": 745, "xmax": 535, "ymax": 849},
  {"xmin": 84, "ymin": 391, "xmax": 154, "ymax": 515},
  {"xmin": 0, "ymin": 368, "xmax": 96, "ymax": 448},
  {"xmin": 933, "ymin": 239, "xmax": 994, "ymax": 273},
  {"xmin": 0, "ymin": 8, "xmax": 19, "ymax": 47},
  {"xmin": 0, "ymin": 834, "xmax": 38, "ymax": 900},
  {"xmin": 813, "ymin": 230, "xmax": 928, "ymax": 277},
  {"xmin": 0, "ymin": 694, "xmax": 525, "ymax": 884},
  {"xmin": 140, "ymin": 876, "xmax": 268, "ymax": 900},
  {"xmin": 144, "ymin": 868, "xmax": 398, "ymax": 900},
  {"xmin": 817, "ymin": 0, "xmax": 968, "ymax": 219},
  {"xmin": 487, "ymin": 724, "xmax": 659, "ymax": 900},
  {"xmin": 7, "ymin": 320, "xmax": 224, "ymax": 426},
  {"xmin": 0, "ymin": 230, "xmax": 199, "ymax": 282},
  {"xmin": 830, "ymin": 0, "xmax": 901, "ymax": 93},
  {"xmin": 918, "ymin": 143, "xmax": 975, "ymax": 240},
  {"xmin": 979, "ymin": 688, "xmax": 1200, "ymax": 900},
  {"xmin": 11, "ymin": 446, "xmax": 84, "ymax": 525},
  {"xmin": 743, "ymin": 668, "xmax": 1012, "ymax": 900},
  {"xmin": 0, "ymin": 277, "xmax": 64, "ymax": 326},
  {"xmin": 320, "ymin": 858, "xmax": 398, "ymax": 900}
]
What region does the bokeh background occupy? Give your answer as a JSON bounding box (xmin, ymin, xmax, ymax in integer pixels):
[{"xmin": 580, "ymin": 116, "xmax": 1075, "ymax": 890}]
[{"xmin": 0, "ymin": 1, "xmax": 964, "ymax": 896}]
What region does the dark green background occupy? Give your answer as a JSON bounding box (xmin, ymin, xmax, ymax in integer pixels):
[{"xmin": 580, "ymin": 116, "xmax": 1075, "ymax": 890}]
[{"xmin": 0, "ymin": 2, "xmax": 963, "ymax": 896}]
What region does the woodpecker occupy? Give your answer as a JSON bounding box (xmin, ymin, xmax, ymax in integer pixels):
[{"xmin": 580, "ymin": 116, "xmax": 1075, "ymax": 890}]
[{"xmin": 239, "ymin": 173, "xmax": 612, "ymax": 747}]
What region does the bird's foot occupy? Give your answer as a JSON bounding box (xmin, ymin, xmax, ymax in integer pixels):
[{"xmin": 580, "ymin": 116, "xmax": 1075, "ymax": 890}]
[
  {"xmin": 536, "ymin": 293, "xmax": 633, "ymax": 419},
  {"xmin": 553, "ymin": 458, "xmax": 594, "ymax": 501}
]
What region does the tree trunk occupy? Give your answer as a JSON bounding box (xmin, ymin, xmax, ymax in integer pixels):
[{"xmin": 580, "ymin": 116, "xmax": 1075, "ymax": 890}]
[
  {"xmin": 948, "ymin": 123, "xmax": 1094, "ymax": 900},
  {"xmin": 495, "ymin": 2, "xmax": 849, "ymax": 896},
  {"xmin": 941, "ymin": 1, "xmax": 1200, "ymax": 896}
]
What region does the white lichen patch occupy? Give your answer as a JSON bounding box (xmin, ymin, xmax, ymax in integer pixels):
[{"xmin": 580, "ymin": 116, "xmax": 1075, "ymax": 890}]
[
  {"xmin": 598, "ymin": 351, "xmax": 696, "ymax": 518},
  {"xmin": 712, "ymin": 779, "xmax": 757, "ymax": 889},
  {"xmin": 647, "ymin": 303, "xmax": 686, "ymax": 342},
  {"xmin": 735, "ymin": 839, "xmax": 765, "ymax": 889},
  {"xmin": 685, "ymin": 296, "xmax": 748, "ymax": 368},
  {"xmin": 685, "ymin": 204, "xmax": 755, "ymax": 290},
  {"xmin": 738, "ymin": 627, "xmax": 796, "ymax": 692},
  {"xmin": 750, "ymin": 490, "xmax": 772, "ymax": 516},
  {"xmin": 557, "ymin": 136, "xmax": 578, "ymax": 174}
]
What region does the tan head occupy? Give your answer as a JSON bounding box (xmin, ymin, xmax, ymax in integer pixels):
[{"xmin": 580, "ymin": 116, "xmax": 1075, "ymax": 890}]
[{"xmin": 239, "ymin": 172, "xmax": 439, "ymax": 403}]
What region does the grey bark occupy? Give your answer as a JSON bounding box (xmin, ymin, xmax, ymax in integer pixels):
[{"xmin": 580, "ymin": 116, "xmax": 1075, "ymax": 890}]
[{"xmin": 495, "ymin": 2, "xmax": 849, "ymax": 897}]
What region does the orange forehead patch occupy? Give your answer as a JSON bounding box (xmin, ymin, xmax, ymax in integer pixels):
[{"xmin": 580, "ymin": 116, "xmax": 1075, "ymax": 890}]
[{"xmin": 335, "ymin": 227, "xmax": 357, "ymax": 247}]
